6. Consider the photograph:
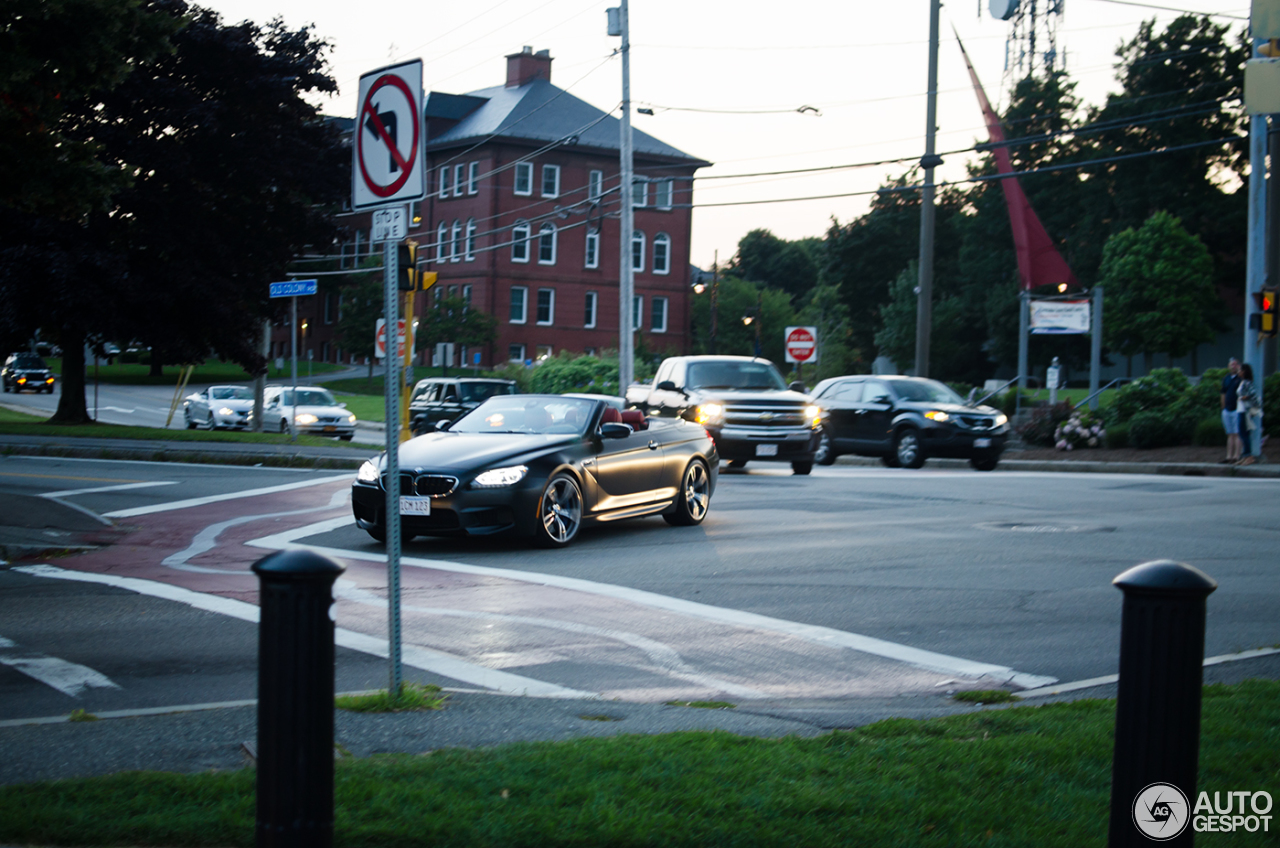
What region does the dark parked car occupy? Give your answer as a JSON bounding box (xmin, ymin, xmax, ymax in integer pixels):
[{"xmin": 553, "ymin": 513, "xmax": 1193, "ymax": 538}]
[
  {"xmin": 2, "ymin": 353, "xmax": 56, "ymax": 394},
  {"xmin": 352, "ymin": 394, "xmax": 718, "ymax": 547},
  {"xmin": 810, "ymin": 375, "xmax": 1009, "ymax": 470},
  {"xmin": 408, "ymin": 377, "xmax": 518, "ymax": 436}
]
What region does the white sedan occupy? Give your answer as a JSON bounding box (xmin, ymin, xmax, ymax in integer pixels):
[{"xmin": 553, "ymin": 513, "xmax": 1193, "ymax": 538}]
[
  {"xmin": 182, "ymin": 385, "xmax": 254, "ymax": 430},
  {"xmin": 261, "ymin": 385, "xmax": 357, "ymax": 440}
]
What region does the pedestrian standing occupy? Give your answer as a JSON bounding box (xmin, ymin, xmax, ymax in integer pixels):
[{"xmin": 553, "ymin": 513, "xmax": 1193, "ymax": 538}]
[
  {"xmin": 1221, "ymin": 357, "xmax": 1241, "ymax": 463},
  {"xmin": 1237, "ymin": 363, "xmax": 1258, "ymax": 466}
]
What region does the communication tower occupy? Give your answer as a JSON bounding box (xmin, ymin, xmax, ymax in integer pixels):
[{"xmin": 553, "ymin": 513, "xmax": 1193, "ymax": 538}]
[{"xmin": 988, "ymin": 0, "xmax": 1066, "ymax": 86}]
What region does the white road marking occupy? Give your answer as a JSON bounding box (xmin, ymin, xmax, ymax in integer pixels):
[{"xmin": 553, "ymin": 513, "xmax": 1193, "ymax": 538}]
[
  {"xmin": 13, "ymin": 564, "xmax": 596, "ymax": 700},
  {"xmin": 1017, "ymin": 646, "xmax": 1280, "ymax": 699},
  {"xmin": 0, "ymin": 634, "xmax": 121, "ymax": 698},
  {"xmin": 99, "ymin": 406, "xmax": 136, "ymax": 413},
  {"xmin": 103, "ymin": 473, "xmax": 353, "ymax": 518},
  {"xmin": 249, "ymin": 520, "xmax": 1058, "ymax": 689},
  {"xmin": 38, "ymin": 495, "xmax": 113, "ymax": 526},
  {"xmin": 43, "ymin": 481, "xmax": 178, "ymax": 498}
]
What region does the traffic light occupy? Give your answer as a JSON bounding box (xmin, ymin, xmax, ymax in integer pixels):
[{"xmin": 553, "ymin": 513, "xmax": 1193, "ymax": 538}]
[
  {"xmin": 419, "ymin": 271, "xmax": 437, "ymax": 292},
  {"xmin": 1251, "ymin": 288, "xmax": 1278, "ymax": 338},
  {"xmin": 397, "ymin": 240, "xmax": 418, "ymax": 291}
]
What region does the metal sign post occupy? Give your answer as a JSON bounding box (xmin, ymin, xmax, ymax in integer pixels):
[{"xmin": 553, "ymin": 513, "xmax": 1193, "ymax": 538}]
[
  {"xmin": 355, "ymin": 59, "xmax": 424, "ymax": 696},
  {"xmin": 268, "ymin": 279, "xmax": 318, "ymax": 443}
]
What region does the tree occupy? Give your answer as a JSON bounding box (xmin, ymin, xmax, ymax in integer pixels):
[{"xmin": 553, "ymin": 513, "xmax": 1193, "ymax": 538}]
[
  {"xmin": 414, "ymin": 294, "xmax": 499, "ymax": 364},
  {"xmin": 334, "ymin": 270, "xmax": 386, "ymax": 377},
  {"xmin": 730, "ymin": 229, "xmax": 820, "ymax": 301},
  {"xmin": 798, "ymin": 284, "xmax": 859, "ymax": 381},
  {"xmin": 688, "ymin": 275, "xmax": 797, "ymax": 363},
  {"xmin": 1099, "ymin": 211, "xmax": 1219, "ymax": 369}
]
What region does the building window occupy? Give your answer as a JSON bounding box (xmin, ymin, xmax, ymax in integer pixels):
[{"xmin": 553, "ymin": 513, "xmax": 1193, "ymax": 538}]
[
  {"xmin": 436, "ymin": 222, "xmax": 448, "ymax": 262},
  {"xmin": 632, "ymin": 295, "xmax": 644, "ymax": 330},
  {"xmin": 585, "ymin": 228, "xmax": 599, "ymax": 269},
  {"xmin": 631, "ymin": 177, "xmax": 647, "ymax": 207},
  {"xmin": 584, "ymin": 291, "xmax": 597, "ymax": 328},
  {"xmin": 510, "ymin": 286, "xmax": 527, "ymax": 324},
  {"xmin": 653, "ymin": 232, "xmax": 671, "ymax": 275},
  {"xmin": 468, "ymin": 161, "xmax": 479, "ymax": 194},
  {"xmin": 536, "ymin": 288, "xmax": 555, "ymax": 325},
  {"xmin": 511, "ymin": 220, "xmax": 530, "ymax": 263},
  {"xmin": 655, "ymin": 178, "xmax": 674, "ymax": 209},
  {"xmin": 631, "ymin": 231, "xmax": 645, "ymax": 272},
  {"xmin": 651, "ymin": 296, "xmax": 668, "ymax": 333},
  {"xmin": 465, "ymin": 219, "xmax": 476, "ymax": 260},
  {"xmin": 535, "ymin": 344, "xmax": 553, "ymax": 362},
  {"xmin": 453, "ymin": 164, "xmax": 466, "ymax": 197},
  {"xmin": 509, "ymin": 343, "xmax": 526, "ymax": 362},
  {"xmin": 438, "ymin": 166, "xmax": 450, "ymax": 199},
  {"xmin": 588, "ymin": 169, "xmax": 603, "ymax": 200},
  {"xmin": 538, "ymin": 223, "xmax": 557, "ymax": 265},
  {"xmin": 323, "ymin": 292, "xmax": 336, "ymax": 324},
  {"xmin": 463, "ymin": 284, "xmax": 472, "ymax": 306},
  {"xmin": 450, "ymin": 220, "xmax": 461, "ymax": 262},
  {"xmin": 541, "ymin": 164, "xmax": 560, "ymax": 198},
  {"xmin": 514, "ymin": 161, "xmax": 532, "ymax": 195}
]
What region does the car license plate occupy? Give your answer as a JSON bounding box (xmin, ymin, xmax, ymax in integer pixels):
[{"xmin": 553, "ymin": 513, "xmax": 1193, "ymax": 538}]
[
  {"xmin": 400, "ymin": 496, "xmax": 431, "ymax": 516},
  {"xmin": 756, "ymin": 443, "xmax": 779, "ymax": 457},
  {"xmin": 323, "ymin": 425, "xmax": 336, "ymax": 432},
  {"xmin": 974, "ymin": 438, "xmax": 992, "ymax": 448}
]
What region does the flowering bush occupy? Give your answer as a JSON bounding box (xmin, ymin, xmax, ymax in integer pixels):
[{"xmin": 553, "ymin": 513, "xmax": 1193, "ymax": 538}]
[{"xmin": 1054, "ymin": 410, "xmax": 1106, "ymax": 451}]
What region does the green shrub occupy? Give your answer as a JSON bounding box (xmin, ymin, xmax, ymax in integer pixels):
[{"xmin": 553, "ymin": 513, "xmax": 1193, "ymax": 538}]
[
  {"xmin": 1171, "ymin": 367, "xmax": 1228, "ymax": 420},
  {"xmin": 1016, "ymin": 402, "xmax": 1074, "ymax": 447},
  {"xmin": 1108, "ymin": 368, "xmax": 1190, "ymax": 424},
  {"xmin": 119, "ymin": 350, "xmax": 139, "ymax": 364},
  {"xmin": 488, "ymin": 362, "xmax": 532, "ymax": 392},
  {"xmin": 1193, "ymin": 415, "xmax": 1226, "ymax": 447},
  {"xmin": 529, "ymin": 352, "xmax": 622, "ymax": 395},
  {"xmin": 1265, "ymin": 372, "xmax": 1280, "ymax": 437},
  {"xmin": 1053, "ymin": 409, "xmax": 1106, "ymax": 450},
  {"xmin": 1127, "ymin": 409, "xmax": 1195, "ymax": 449},
  {"xmin": 1106, "ymin": 422, "xmax": 1129, "ymax": 448}
]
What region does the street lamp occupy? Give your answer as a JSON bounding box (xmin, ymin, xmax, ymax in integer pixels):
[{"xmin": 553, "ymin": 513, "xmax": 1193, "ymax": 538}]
[
  {"xmin": 741, "ymin": 289, "xmax": 763, "ymax": 357},
  {"xmin": 691, "ymin": 252, "xmax": 719, "ymax": 354}
]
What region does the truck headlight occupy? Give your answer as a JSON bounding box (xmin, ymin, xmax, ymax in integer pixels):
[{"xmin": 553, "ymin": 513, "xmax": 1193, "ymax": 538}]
[
  {"xmin": 804, "ymin": 405, "xmax": 821, "ymax": 427},
  {"xmin": 994, "ymin": 413, "xmax": 1008, "ymax": 427},
  {"xmin": 695, "ymin": 403, "xmax": 724, "ymax": 425},
  {"xmin": 357, "ymin": 460, "xmax": 380, "ymax": 483},
  {"xmin": 472, "ymin": 465, "xmax": 528, "ymax": 488}
]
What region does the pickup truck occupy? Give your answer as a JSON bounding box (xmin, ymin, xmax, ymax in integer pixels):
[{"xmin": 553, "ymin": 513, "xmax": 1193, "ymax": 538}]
[{"xmin": 627, "ymin": 355, "xmax": 822, "ymax": 474}]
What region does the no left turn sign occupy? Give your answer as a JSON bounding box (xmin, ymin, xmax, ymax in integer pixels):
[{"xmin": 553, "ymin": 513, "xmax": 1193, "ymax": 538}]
[{"xmin": 353, "ymin": 60, "xmax": 425, "ymax": 210}]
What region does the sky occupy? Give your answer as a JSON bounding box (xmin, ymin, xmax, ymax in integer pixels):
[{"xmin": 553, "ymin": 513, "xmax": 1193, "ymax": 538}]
[{"xmin": 202, "ymin": 0, "xmax": 1251, "ymax": 270}]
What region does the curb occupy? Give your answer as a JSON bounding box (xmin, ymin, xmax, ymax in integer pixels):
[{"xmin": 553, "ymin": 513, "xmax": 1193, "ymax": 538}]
[
  {"xmin": 831, "ymin": 454, "xmax": 1280, "ymax": 477},
  {"xmin": 0, "ymin": 437, "xmax": 366, "ymax": 471}
]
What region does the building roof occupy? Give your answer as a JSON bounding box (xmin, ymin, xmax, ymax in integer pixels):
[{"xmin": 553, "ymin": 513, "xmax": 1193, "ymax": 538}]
[{"xmin": 424, "ymin": 79, "xmax": 709, "ymax": 168}]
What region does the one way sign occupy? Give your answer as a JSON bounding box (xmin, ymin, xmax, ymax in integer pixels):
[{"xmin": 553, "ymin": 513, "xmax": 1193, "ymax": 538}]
[{"xmin": 353, "ymin": 60, "xmax": 425, "ymax": 211}]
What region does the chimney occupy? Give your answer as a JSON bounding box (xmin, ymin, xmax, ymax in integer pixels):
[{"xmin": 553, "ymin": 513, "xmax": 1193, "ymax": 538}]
[{"xmin": 506, "ymin": 46, "xmax": 552, "ymax": 88}]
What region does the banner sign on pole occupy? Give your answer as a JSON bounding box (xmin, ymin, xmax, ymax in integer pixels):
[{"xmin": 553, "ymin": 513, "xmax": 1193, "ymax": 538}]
[
  {"xmin": 1030, "ymin": 300, "xmax": 1091, "ymax": 334},
  {"xmin": 352, "ymin": 60, "xmax": 425, "ymax": 211}
]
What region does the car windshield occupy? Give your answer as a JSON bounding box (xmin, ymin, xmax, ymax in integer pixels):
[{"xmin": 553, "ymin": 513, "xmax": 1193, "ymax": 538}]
[
  {"xmin": 458, "ymin": 382, "xmax": 517, "ymax": 402},
  {"xmin": 450, "ymin": 396, "xmax": 596, "ymax": 436},
  {"xmin": 278, "ymin": 389, "xmax": 337, "ymax": 406},
  {"xmin": 210, "ymin": 387, "xmax": 253, "ymax": 400},
  {"xmin": 13, "ymin": 354, "xmax": 46, "ymax": 369},
  {"xmin": 887, "ymin": 379, "xmax": 965, "ymax": 404},
  {"xmin": 686, "ymin": 361, "xmax": 787, "ymax": 391}
]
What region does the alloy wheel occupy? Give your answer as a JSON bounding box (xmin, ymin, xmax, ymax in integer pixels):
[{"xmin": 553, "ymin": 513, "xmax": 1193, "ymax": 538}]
[{"xmin": 540, "ymin": 475, "xmax": 582, "ymax": 545}]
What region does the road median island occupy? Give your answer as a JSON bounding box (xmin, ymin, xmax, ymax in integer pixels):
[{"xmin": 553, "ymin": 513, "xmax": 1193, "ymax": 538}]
[{"xmin": 0, "ymin": 678, "xmax": 1274, "ymax": 846}]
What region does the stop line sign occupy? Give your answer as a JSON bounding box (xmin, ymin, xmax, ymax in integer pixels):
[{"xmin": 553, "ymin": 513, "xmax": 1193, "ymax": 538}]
[{"xmin": 784, "ymin": 326, "xmax": 817, "ymax": 364}]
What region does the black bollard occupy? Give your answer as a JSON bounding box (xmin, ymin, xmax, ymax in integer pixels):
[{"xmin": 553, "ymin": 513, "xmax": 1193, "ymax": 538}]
[
  {"xmin": 251, "ymin": 549, "xmax": 346, "ymax": 848},
  {"xmin": 1108, "ymin": 560, "xmax": 1217, "ymax": 848}
]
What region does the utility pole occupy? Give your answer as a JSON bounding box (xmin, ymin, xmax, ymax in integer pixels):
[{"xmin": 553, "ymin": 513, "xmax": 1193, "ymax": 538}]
[
  {"xmin": 914, "ymin": 0, "xmax": 942, "ymax": 378},
  {"xmin": 610, "ymin": 1, "xmax": 635, "ymax": 395}
]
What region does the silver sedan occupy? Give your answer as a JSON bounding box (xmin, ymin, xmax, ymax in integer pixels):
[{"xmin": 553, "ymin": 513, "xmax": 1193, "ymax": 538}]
[{"xmin": 182, "ymin": 385, "xmax": 254, "ymax": 430}]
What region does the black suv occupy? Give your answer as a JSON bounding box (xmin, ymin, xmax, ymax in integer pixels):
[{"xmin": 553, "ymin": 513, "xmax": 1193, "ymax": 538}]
[
  {"xmin": 2, "ymin": 353, "xmax": 56, "ymax": 394},
  {"xmin": 408, "ymin": 377, "xmax": 518, "ymax": 436},
  {"xmin": 810, "ymin": 375, "xmax": 1009, "ymax": 470}
]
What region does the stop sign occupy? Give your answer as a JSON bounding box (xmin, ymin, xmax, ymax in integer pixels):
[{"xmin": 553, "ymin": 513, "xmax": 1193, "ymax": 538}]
[{"xmin": 784, "ymin": 326, "xmax": 817, "ymax": 364}]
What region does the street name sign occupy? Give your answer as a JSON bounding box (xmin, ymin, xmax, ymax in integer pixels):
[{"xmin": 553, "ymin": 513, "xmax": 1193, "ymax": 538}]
[
  {"xmin": 353, "ymin": 60, "xmax": 425, "ymax": 211},
  {"xmin": 269, "ymin": 279, "xmax": 317, "ymax": 298}
]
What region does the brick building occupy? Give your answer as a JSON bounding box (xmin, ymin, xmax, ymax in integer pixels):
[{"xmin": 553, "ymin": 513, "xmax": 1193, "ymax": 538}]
[{"xmin": 276, "ymin": 48, "xmax": 709, "ymax": 371}]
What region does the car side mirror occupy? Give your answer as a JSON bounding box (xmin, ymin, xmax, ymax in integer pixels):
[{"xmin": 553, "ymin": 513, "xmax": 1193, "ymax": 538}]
[
  {"xmin": 435, "ymin": 419, "xmax": 452, "ymax": 431},
  {"xmin": 656, "ymin": 380, "xmax": 678, "ymax": 392},
  {"xmin": 870, "ymin": 394, "xmax": 891, "ymax": 404},
  {"xmin": 788, "ymin": 381, "xmax": 806, "ymax": 392},
  {"xmin": 599, "ymin": 422, "xmax": 632, "ymax": 439}
]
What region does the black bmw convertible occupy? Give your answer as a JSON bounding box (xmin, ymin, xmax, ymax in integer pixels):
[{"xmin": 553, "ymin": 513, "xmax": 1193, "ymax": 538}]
[{"xmin": 352, "ymin": 394, "xmax": 719, "ymax": 547}]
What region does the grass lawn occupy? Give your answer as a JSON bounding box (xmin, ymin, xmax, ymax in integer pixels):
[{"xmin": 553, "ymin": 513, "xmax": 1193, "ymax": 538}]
[
  {"xmin": 0, "ymin": 406, "xmax": 363, "ymax": 450},
  {"xmin": 0, "ymin": 680, "xmax": 1275, "ymax": 847},
  {"xmin": 50, "ymin": 359, "xmax": 345, "ymax": 386}
]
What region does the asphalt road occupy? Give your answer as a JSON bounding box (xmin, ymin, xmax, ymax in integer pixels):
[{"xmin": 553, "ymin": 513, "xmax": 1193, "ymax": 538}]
[{"xmin": 1, "ymin": 457, "xmax": 1276, "ymax": 727}]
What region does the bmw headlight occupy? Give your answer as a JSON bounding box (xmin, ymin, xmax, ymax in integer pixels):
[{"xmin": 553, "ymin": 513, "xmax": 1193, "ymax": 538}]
[
  {"xmin": 295, "ymin": 413, "xmax": 319, "ymax": 425},
  {"xmin": 357, "ymin": 460, "xmax": 380, "ymax": 483},
  {"xmin": 924, "ymin": 410, "xmax": 950, "ymax": 422},
  {"xmin": 804, "ymin": 404, "xmax": 822, "ymax": 428},
  {"xmin": 471, "ymin": 465, "xmax": 528, "ymax": 488},
  {"xmin": 695, "ymin": 403, "xmax": 724, "ymax": 425}
]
